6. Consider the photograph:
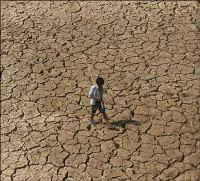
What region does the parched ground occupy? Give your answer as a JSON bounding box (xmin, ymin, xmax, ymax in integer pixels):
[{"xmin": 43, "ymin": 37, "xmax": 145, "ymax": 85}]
[{"xmin": 1, "ymin": 1, "xmax": 200, "ymax": 181}]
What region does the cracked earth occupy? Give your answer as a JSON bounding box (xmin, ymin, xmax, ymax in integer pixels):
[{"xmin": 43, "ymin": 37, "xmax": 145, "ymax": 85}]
[{"xmin": 1, "ymin": 1, "xmax": 200, "ymax": 181}]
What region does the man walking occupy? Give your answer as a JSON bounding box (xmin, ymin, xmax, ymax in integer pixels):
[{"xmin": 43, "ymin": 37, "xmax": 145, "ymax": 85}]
[{"xmin": 88, "ymin": 76, "xmax": 112, "ymax": 128}]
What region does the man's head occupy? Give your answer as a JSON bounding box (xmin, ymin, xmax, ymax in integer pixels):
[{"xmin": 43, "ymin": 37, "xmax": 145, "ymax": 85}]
[{"xmin": 96, "ymin": 76, "xmax": 104, "ymax": 87}]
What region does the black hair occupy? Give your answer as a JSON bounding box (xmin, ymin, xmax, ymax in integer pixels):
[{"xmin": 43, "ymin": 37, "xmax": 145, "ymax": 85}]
[{"xmin": 96, "ymin": 77, "xmax": 104, "ymax": 86}]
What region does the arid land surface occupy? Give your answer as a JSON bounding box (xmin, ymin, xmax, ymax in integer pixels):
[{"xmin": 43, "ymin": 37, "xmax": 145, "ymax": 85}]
[{"xmin": 1, "ymin": 1, "xmax": 200, "ymax": 181}]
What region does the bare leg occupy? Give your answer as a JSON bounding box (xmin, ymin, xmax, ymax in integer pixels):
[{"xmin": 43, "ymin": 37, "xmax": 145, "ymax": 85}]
[
  {"xmin": 91, "ymin": 113, "xmax": 95, "ymax": 122},
  {"xmin": 102, "ymin": 112, "xmax": 109, "ymax": 124}
]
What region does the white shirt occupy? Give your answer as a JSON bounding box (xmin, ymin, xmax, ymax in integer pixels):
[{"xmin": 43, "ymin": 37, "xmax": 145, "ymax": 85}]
[{"xmin": 88, "ymin": 84, "xmax": 104, "ymax": 105}]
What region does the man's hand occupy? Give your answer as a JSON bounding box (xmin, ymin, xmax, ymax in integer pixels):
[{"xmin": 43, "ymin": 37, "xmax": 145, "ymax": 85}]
[
  {"xmin": 89, "ymin": 95, "xmax": 102, "ymax": 101},
  {"xmin": 96, "ymin": 96, "xmax": 101, "ymax": 101}
]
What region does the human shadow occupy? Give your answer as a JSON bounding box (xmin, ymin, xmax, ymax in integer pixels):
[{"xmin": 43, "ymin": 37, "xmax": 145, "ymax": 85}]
[{"xmin": 111, "ymin": 119, "xmax": 141, "ymax": 128}]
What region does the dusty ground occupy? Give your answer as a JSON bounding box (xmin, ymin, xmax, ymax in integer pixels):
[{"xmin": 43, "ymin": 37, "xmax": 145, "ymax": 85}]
[{"xmin": 1, "ymin": 1, "xmax": 200, "ymax": 181}]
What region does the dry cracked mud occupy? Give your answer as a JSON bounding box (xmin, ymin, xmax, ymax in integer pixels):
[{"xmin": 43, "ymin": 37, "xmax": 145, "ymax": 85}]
[{"xmin": 1, "ymin": 1, "xmax": 200, "ymax": 181}]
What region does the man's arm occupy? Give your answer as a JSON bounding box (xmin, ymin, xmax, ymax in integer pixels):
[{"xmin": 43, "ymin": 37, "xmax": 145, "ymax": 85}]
[
  {"xmin": 89, "ymin": 95, "xmax": 101, "ymax": 100},
  {"xmin": 88, "ymin": 86, "xmax": 101, "ymax": 100}
]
